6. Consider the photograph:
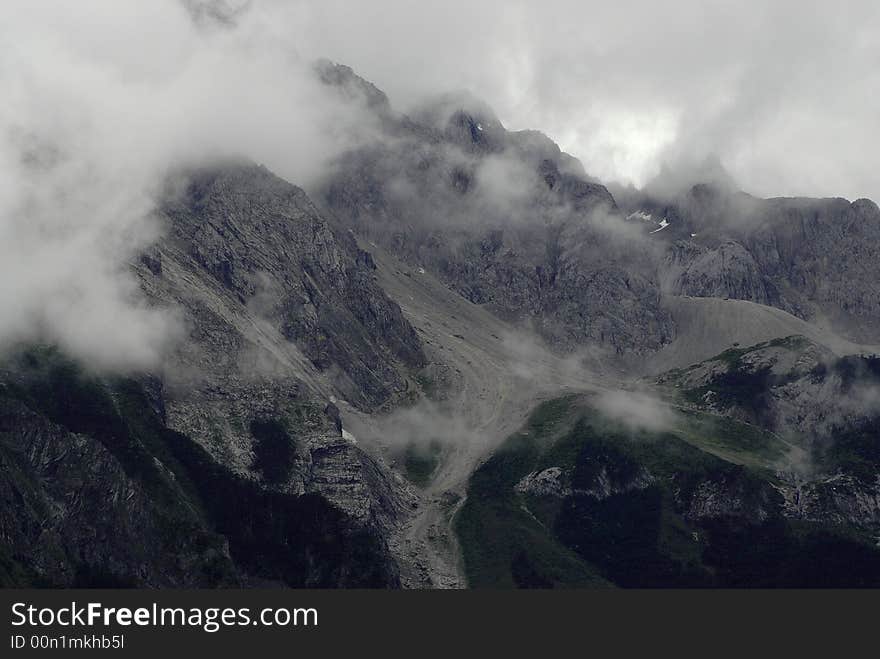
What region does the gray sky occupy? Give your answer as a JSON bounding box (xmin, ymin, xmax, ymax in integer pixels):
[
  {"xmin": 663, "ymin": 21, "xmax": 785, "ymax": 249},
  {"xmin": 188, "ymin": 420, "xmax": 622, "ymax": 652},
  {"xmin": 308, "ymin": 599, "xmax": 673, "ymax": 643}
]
[{"xmin": 7, "ymin": 0, "xmax": 880, "ymax": 199}]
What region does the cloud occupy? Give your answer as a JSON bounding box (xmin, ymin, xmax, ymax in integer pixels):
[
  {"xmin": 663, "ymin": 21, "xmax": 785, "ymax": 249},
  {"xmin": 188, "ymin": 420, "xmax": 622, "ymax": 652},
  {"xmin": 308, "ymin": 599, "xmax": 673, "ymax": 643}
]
[
  {"xmin": 282, "ymin": 0, "xmax": 880, "ymax": 201},
  {"xmin": 0, "ymin": 0, "xmax": 380, "ymax": 369},
  {"xmin": 593, "ymin": 389, "xmax": 676, "ymax": 433},
  {"xmin": 346, "ymin": 399, "xmax": 479, "ymax": 458},
  {"xmin": 5, "ymin": 0, "xmax": 878, "ymax": 369}
]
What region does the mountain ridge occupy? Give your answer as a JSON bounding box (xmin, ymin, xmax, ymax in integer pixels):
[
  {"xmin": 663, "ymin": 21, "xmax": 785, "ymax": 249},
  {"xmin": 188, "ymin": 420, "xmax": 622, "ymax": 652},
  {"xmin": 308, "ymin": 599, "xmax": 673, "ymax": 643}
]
[{"xmin": 2, "ymin": 59, "xmax": 879, "ymax": 589}]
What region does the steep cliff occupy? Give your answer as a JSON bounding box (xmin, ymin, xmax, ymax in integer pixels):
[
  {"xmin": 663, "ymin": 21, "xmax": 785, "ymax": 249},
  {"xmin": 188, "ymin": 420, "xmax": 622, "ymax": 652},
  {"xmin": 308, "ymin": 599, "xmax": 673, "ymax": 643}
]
[
  {"xmin": 0, "ymin": 348, "xmax": 400, "ymax": 587},
  {"xmin": 623, "ymin": 183, "xmax": 880, "ymax": 344},
  {"xmin": 316, "ymin": 63, "xmax": 674, "ymax": 355}
]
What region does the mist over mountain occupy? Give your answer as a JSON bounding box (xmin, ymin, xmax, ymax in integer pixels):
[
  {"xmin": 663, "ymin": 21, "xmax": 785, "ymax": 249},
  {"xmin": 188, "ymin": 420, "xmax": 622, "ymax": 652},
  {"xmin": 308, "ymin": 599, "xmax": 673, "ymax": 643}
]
[{"xmin": 2, "ymin": 1, "xmax": 879, "ymax": 589}]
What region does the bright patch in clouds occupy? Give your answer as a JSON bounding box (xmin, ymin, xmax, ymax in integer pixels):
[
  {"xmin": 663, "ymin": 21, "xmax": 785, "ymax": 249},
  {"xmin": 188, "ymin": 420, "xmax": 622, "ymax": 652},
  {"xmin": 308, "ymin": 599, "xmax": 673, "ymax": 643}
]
[{"xmin": 553, "ymin": 109, "xmax": 679, "ymax": 188}]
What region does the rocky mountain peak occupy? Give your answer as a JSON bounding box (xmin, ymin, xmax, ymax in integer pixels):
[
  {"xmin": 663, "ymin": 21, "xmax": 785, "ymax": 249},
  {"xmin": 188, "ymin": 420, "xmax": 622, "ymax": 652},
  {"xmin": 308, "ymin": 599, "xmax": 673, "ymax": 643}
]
[
  {"xmin": 153, "ymin": 160, "xmax": 426, "ymax": 411},
  {"xmin": 314, "ymin": 58, "xmax": 392, "ymax": 114}
]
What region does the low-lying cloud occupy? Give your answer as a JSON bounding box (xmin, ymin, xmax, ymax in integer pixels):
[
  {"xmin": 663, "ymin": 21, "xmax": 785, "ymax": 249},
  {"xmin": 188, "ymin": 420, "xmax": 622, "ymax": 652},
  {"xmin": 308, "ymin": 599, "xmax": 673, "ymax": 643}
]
[
  {"xmin": 0, "ymin": 0, "xmax": 381, "ymax": 369},
  {"xmin": 5, "ymin": 0, "xmax": 878, "ymax": 370},
  {"xmin": 286, "ymin": 0, "xmax": 880, "ymax": 201},
  {"xmin": 593, "ymin": 389, "xmax": 676, "ymax": 433}
]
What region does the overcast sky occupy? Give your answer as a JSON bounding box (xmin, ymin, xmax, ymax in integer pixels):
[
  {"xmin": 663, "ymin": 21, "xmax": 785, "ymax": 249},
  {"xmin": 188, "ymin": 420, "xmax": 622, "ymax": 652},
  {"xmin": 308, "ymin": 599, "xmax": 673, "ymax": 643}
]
[
  {"xmin": 7, "ymin": 0, "xmax": 880, "ymax": 200},
  {"xmin": 281, "ymin": 0, "xmax": 880, "ymax": 200}
]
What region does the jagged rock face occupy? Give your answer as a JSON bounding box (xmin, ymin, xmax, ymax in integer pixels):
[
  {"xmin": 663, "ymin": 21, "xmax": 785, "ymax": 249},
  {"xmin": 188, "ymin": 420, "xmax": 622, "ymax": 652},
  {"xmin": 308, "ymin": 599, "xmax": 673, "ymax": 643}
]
[
  {"xmin": 516, "ymin": 454, "xmax": 776, "ymax": 524},
  {"xmin": 317, "ymin": 63, "xmax": 674, "ymax": 355},
  {"xmin": 0, "ymin": 387, "xmax": 236, "ymax": 587},
  {"xmin": 1, "ymin": 161, "xmax": 424, "ymax": 587},
  {"xmin": 0, "ymin": 350, "xmax": 403, "ymax": 588},
  {"xmin": 515, "ymin": 467, "xmax": 570, "ymax": 497},
  {"xmin": 151, "ymin": 162, "xmax": 425, "ymax": 412},
  {"xmin": 664, "ymin": 240, "xmax": 783, "ymax": 307},
  {"xmin": 683, "ymin": 475, "xmax": 778, "ymax": 523},
  {"xmin": 625, "ymin": 184, "xmax": 880, "ymax": 342},
  {"xmin": 516, "ymin": 463, "xmax": 653, "ymax": 500},
  {"xmin": 658, "ymin": 336, "xmax": 880, "ymax": 531},
  {"xmin": 741, "ymin": 197, "xmax": 880, "ymax": 338},
  {"xmin": 777, "ymin": 473, "xmax": 880, "ymax": 530}
]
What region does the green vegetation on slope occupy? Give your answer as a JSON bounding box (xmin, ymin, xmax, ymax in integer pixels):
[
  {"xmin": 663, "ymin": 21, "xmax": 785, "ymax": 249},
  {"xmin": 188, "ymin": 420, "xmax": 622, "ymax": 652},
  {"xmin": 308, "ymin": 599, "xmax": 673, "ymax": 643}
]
[
  {"xmin": 676, "ymin": 410, "xmax": 788, "ymax": 470},
  {"xmin": 668, "ymin": 336, "xmax": 880, "ymax": 480},
  {"xmin": 456, "ymin": 391, "xmax": 880, "ymax": 588},
  {"xmin": 455, "ymin": 397, "xmax": 611, "ymax": 588},
  {"xmin": 0, "ymin": 347, "xmax": 395, "ymax": 587}
]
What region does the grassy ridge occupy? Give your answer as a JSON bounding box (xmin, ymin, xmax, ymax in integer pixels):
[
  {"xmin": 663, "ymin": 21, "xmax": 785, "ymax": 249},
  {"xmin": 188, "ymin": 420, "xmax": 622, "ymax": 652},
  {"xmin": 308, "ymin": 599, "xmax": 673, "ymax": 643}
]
[
  {"xmin": 455, "ymin": 397, "xmax": 611, "ymax": 588},
  {"xmin": 455, "ymin": 392, "xmax": 880, "ymax": 588}
]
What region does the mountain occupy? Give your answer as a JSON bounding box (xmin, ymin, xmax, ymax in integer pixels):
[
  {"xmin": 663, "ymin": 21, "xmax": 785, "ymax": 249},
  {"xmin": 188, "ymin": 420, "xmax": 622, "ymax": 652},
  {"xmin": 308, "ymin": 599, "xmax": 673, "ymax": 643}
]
[
  {"xmin": 0, "ymin": 348, "xmax": 401, "ymax": 587},
  {"xmin": 457, "ymin": 384, "xmax": 880, "ymax": 588},
  {"xmin": 316, "ymin": 62, "xmax": 674, "ymax": 355},
  {"xmin": 2, "ymin": 61, "xmax": 879, "ymax": 588},
  {"xmin": 456, "ymin": 336, "xmax": 880, "ymax": 588},
  {"xmin": 619, "ymin": 183, "xmax": 880, "ymax": 344},
  {"xmin": 1, "ymin": 162, "xmax": 427, "ymax": 586}
]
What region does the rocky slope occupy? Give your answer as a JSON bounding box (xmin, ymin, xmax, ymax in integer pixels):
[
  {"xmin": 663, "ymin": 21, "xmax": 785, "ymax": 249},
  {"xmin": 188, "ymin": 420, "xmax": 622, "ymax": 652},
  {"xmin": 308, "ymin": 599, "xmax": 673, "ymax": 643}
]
[
  {"xmin": 657, "ymin": 335, "xmax": 880, "ymax": 532},
  {"xmin": 3, "ymin": 59, "xmax": 880, "ymax": 589},
  {"xmin": 143, "ymin": 161, "xmax": 429, "ymax": 552},
  {"xmin": 458, "ymin": 374, "xmax": 880, "ymax": 588},
  {"xmin": 1, "ymin": 162, "xmax": 429, "ymax": 587},
  {"xmin": 620, "ymin": 183, "xmax": 880, "ymax": 344},
  {"xmin": 0, "ymin": 348, "xmax": 400, "ymax": 587},
  {"xmin": 316, "ymin": 63, "xmax": 673, "ymax": 356}
]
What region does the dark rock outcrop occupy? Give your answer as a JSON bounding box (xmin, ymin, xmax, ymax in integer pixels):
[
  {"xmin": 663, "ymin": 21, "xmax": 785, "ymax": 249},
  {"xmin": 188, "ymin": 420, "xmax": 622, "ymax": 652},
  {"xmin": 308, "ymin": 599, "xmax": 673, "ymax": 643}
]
[
  {"xmin": 0, "ymin": 349, "xmax": 401, "ymax": 587},
  {"xmin": 154, "ymin": 162, "xmax": 425, "ymax": 411},
  {"xmin": 1, "ymin": 159, "xmax": 426, "ymax": 587}
]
